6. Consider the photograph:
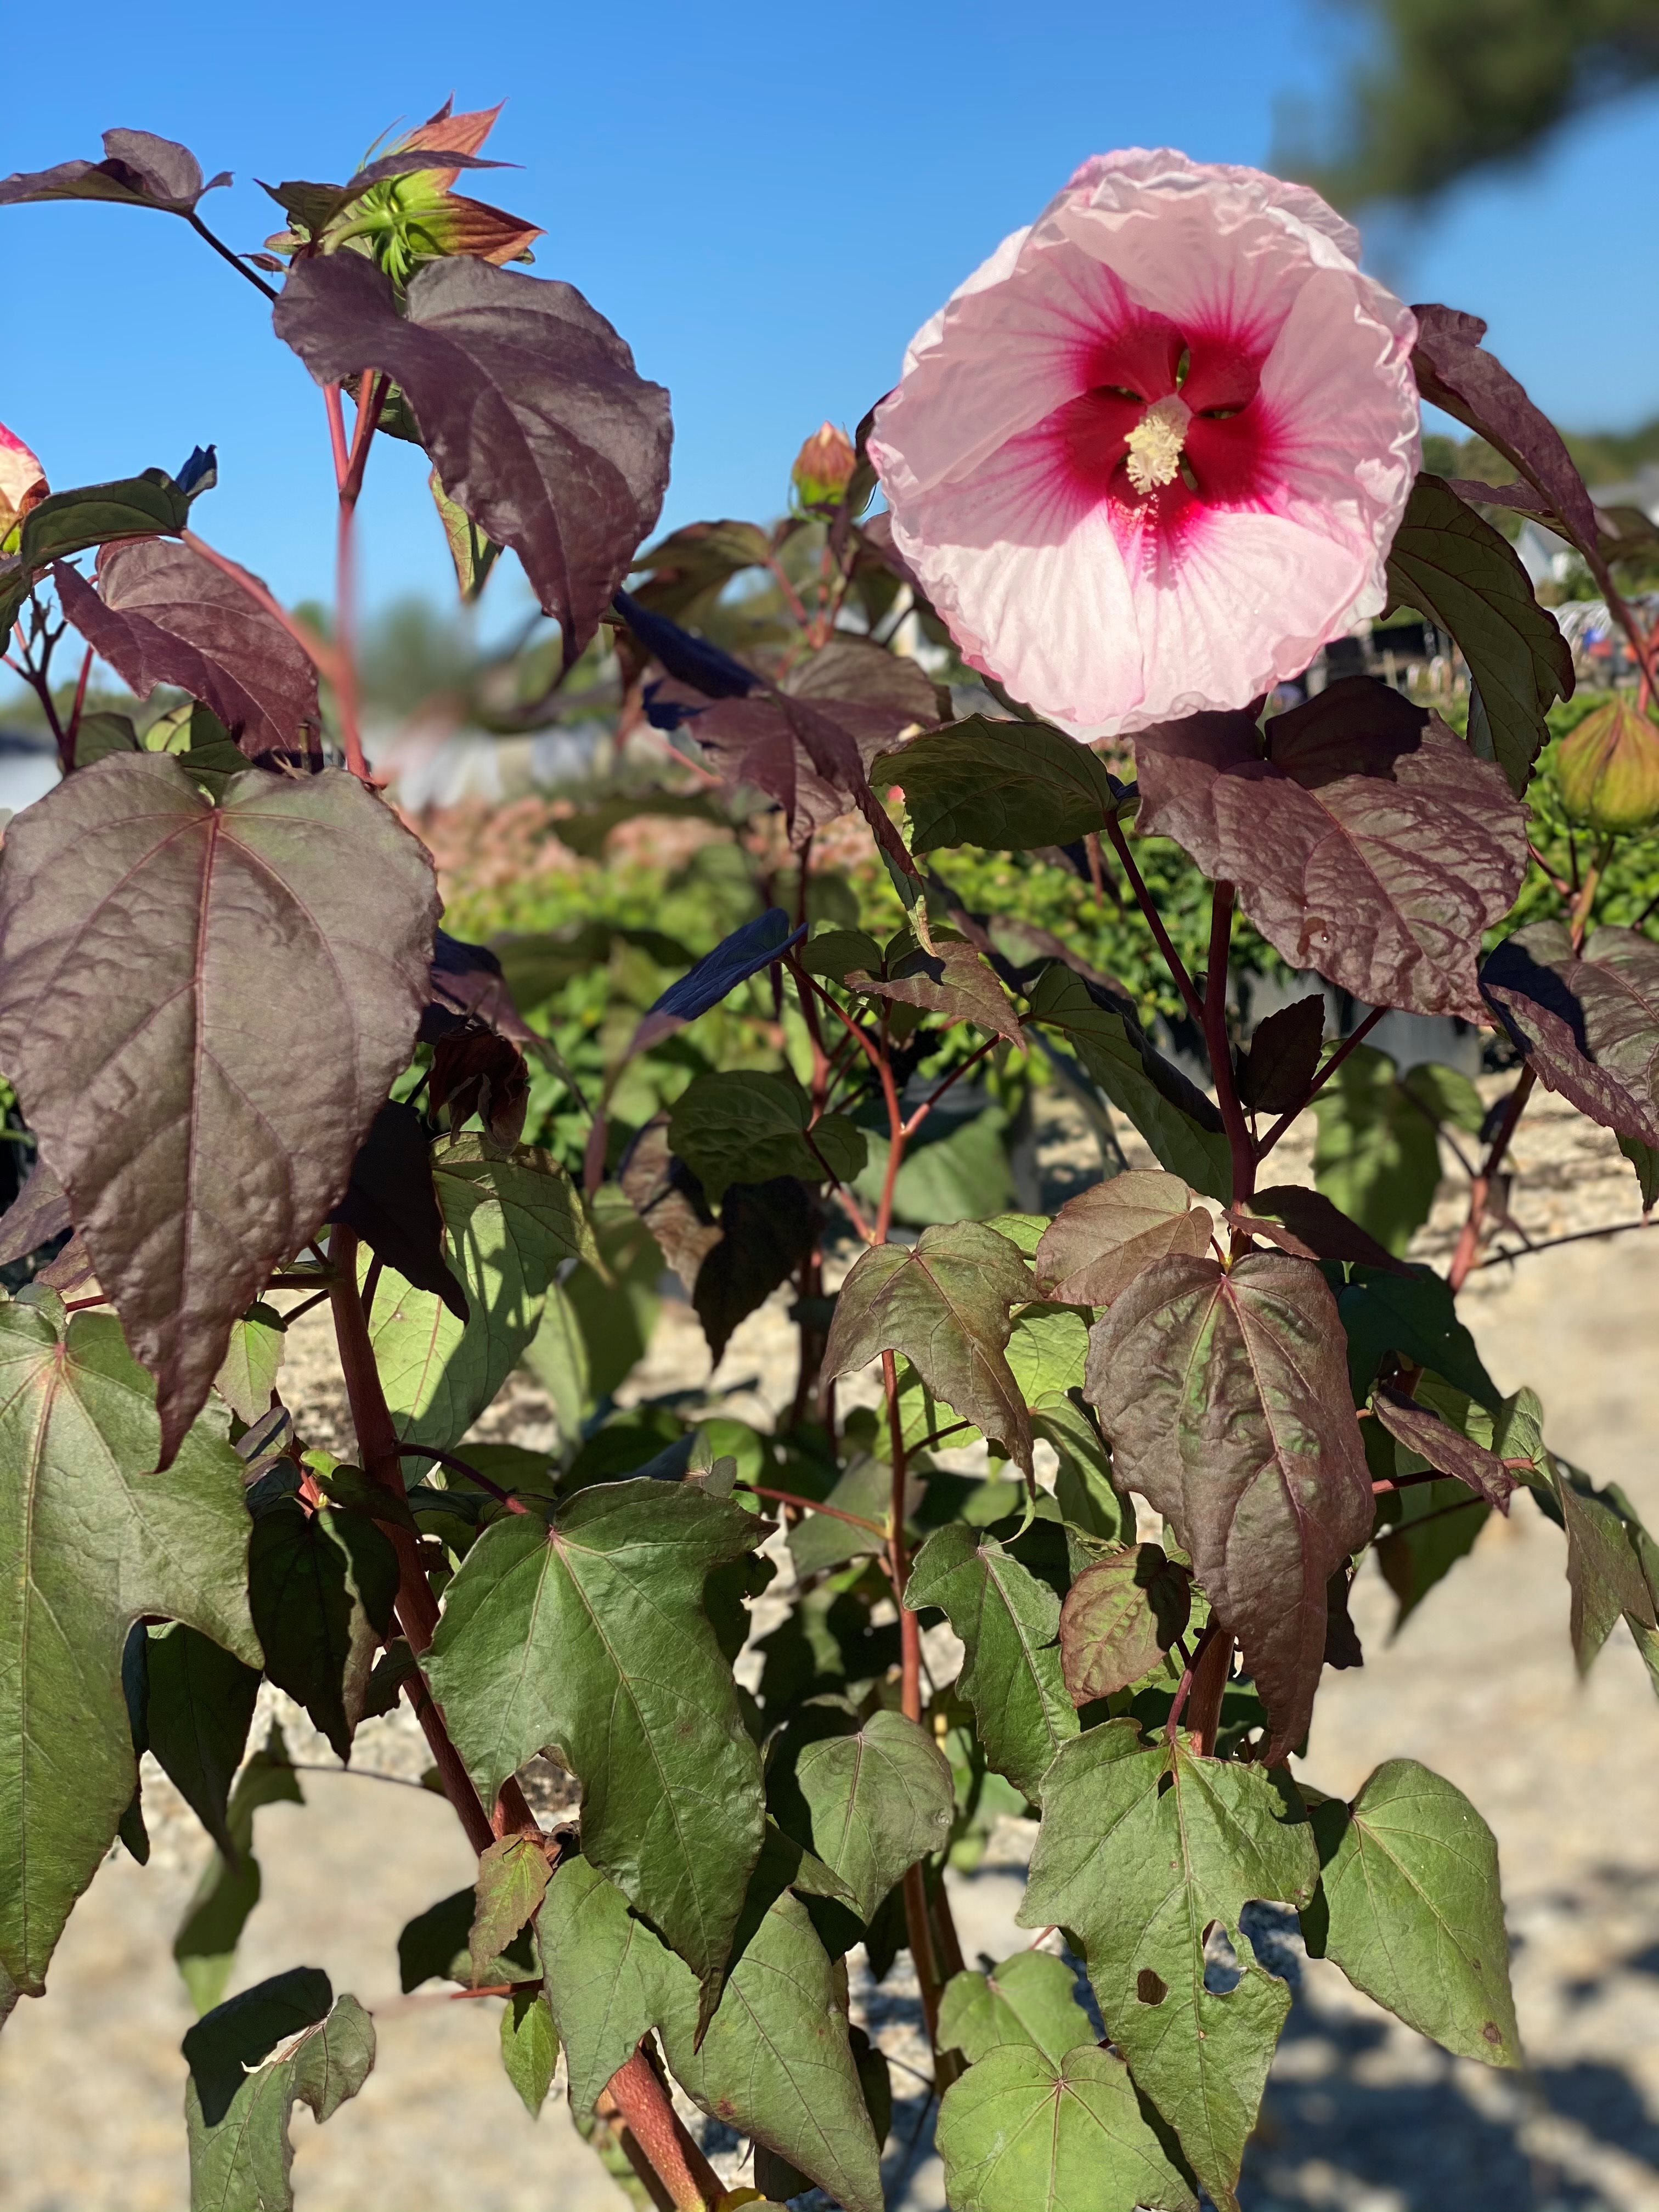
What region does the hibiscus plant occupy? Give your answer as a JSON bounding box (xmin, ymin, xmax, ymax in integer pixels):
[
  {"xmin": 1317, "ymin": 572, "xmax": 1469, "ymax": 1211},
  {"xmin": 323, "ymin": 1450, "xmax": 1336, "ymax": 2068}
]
[{"xmin": 4, "ymin": 115, "xmax": 1659, "ymax": 2212}]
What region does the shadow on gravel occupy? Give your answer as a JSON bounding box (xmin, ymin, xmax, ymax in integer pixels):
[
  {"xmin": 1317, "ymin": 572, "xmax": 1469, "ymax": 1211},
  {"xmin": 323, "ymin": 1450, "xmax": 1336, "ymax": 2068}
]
[{"xmin": 1239, "ymin": 1906, "xmax": 1659, "ymax": 2212}]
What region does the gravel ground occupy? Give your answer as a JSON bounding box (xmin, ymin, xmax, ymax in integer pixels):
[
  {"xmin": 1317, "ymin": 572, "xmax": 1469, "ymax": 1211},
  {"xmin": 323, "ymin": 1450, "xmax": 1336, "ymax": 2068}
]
[{"xmin": 5, "ymin": 1087, "xmax": 1659, "ymax": 2211}]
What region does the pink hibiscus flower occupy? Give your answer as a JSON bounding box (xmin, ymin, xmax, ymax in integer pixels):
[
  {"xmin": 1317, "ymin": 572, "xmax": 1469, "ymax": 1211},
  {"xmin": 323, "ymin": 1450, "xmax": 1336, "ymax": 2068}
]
[
  {"xmin": 869, "ymin": 149, "xmax": 1420, "ymax": 735},
  {"xmin": 0, "ymin": 422, "xmax": 47, "ymax": 538}
]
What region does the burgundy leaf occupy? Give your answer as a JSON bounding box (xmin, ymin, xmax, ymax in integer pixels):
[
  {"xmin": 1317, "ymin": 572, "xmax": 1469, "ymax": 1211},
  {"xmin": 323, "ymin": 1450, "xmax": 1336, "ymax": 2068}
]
[
  {"xmin": 1410, "ymin": 307, "xmax": 1600, "ymax": 562},
  {"xmin": 1238, "ymin": 995, "xmax": 1327, "ymax": 1116},
  {"xmin": 1324, "ymin": 1568, "xmax": 1364, "ymax": 1670},
  {"xmin": 428, "ymin": 1028, "xmax": 529, "ymax": 1149},
  {"xmin": 847, "ymin": 940, "xmax": 1025, "ymax": 1048},
  {"xmin": 425, "ymin": 930, "xmax": 541, "ymax": 1049},
  {"xmin": 331, "ymin": 1102, "xmax": 469, "ymax": 1321},
  {"xmin": 0, "ymin": 1158, "xmax": 71, "ymax": 1266},
  {"xmin": 273, "ymin": 253, "xmax": 671, "ymax": 668},
  {"xmin": 1372, "ymin": 1385, "xmax": 1516, "ymax": 1511},
  {"xmin": 35, "ymin": 1232, "xmax": 99, "ymax": 1298},
  {"xmin": 1481, "ymin": 923, "xmax": 1659, "ymax": 1146},
  {"xmin": 784, "ymin": 636, "xmax": 942, "ymax": 728},
  {"xmin": 0, "ymin": 128, "xmax": 229, "ymax": 215},
  {"xmin": 1228, "ymin": 1187, "xmax": 1409, "ymax": 1275},
  {"xmin": 687, "ymin": 692, "xmax": 893, "ymax": 848},
  {"xmin": 0, "ymin": 758, "xmax": 439, "ymax": 1461},
  {"xmin": 1033, "ymin": 1171, "xmax": 1214, "ymax": 1307},
  {"xmin": 1084, "ymin": 1251, "xmax": 1374, "ymax": 1761},
  {"xmin": 54, "ymin": 543, "xmax": 320, "ymax": 764},
  {"xmin": 1134, "ymin": 678, "xmax": 1527, "ymax": 1021}
]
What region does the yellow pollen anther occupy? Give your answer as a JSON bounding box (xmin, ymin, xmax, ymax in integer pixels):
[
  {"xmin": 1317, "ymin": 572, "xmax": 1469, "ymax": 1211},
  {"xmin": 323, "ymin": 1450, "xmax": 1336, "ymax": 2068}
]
[{"xmin": 1124, "ymin": 394, "xmax": 1192, "ymax": 494}]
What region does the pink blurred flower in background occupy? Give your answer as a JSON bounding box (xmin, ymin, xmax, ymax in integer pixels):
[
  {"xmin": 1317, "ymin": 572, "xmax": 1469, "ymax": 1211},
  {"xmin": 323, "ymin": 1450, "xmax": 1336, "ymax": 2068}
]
[
  {"xmin": 869, "ymin": 149, "xmax": 1420, "ymax": 735},
  {"xmin": 0, "ymin": 422, "xmax": 47, "ymax": 541}
]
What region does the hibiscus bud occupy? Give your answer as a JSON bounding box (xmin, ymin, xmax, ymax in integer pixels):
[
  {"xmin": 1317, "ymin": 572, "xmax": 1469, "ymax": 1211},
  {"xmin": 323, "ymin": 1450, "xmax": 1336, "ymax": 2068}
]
[
  {"xmin": 0, "ymin": 422, "xmax": 48, "ymax": 542},
  {"xmin": 1555, "ymin": 697, "xmax": 1659, "ymax": 834},
  {"xmin": 791, "ymin": 422, "xmax": 857, "ymax": 510}
]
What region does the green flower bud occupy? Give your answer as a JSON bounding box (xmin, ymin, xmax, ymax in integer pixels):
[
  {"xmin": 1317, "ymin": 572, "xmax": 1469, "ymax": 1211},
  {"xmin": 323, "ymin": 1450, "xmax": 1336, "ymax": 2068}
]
[{"xmin": 1556, "ymin": 698, "xmax": 1659, "ymax": 835}]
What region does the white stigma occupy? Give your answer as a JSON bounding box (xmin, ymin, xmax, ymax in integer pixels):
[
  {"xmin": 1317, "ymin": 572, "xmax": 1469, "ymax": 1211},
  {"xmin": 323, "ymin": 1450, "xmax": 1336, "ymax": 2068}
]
[{"xmin": 1123, "ymin": 394, "xmax": 1192, "ymax": 494}]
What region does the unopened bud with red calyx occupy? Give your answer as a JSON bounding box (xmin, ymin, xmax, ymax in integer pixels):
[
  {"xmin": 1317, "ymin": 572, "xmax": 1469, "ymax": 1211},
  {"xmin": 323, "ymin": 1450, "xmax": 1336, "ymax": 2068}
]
[
  {"xmin": 1555, "ymin": 697, "xmax": 1659, "ymax": 834},
  {"xmin": 791, "ymin": 422, "xmax": 857, "ymax": 510},
  {"xmin": 0, "ymin": 422, "xmax": 47, "ymax": 545}
]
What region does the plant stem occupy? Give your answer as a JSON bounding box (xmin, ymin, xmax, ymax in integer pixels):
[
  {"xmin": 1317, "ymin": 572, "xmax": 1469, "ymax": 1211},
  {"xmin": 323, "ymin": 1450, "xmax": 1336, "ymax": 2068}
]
[
  {"xmin": 396, "ymin": 1443, "xmax": 529, "ymax": 1514},
  {"xmin": 1103, "ymin": 812, "xmax": 1206, "ymax": 1031},
  {"xmin": 1476, "ymin": 1214, "xmax": 1656, "ymax": 1268},
  {"xmin": 600, "ymin": 2045, "xmax": 723, "ymax": 2210},
  {"xmin": 1204, "ymin": 883, "xmax": 1256, "ymax": 1208},
  {"xmin": 186, "ymin": 211, "xmax": 281, "ymax": 302},
  {"xmin": 740, "ymin": 1482, "xmax": 885, "ymax": 1534},
  {"xmin": 901, "ymin": 1035, "xmax": 1000, "ymax": 1139},
  {"xmin": 1447, "ymin": 1066, "xmax": 1536, "ymax": 1293},
  {"xmin": 1256, "ymin": 1006, "xmax": 1387, "ymax": 1161},
  {"xmin": 328, "ymin": 1226, "xmax": 536, "ymax": 1844},
  {"xmin": 324, "ymin": 379, "xmax": 380, "ymax": 780}
]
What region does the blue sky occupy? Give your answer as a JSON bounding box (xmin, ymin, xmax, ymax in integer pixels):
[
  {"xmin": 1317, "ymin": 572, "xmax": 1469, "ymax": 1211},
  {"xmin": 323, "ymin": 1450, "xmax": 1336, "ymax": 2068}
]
[{"xmin": 4, "ymin": 0, "xmax": 1657, "ymax": 623}]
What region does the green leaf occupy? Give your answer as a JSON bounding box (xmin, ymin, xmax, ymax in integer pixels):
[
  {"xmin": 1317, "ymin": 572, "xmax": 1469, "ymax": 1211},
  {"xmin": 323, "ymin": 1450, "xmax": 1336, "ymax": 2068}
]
[
  {"xmin": 857, "ymin": 1105, "xmax": 1017, "ymax": 1228},
  {"xmin": 1620, "ymin": 1132, "xmax": 1659, "ymax": 1210},
  {"xmin": 368, "ymin": 1136, "xmax": 585, "ymax": 1457},
  {"xmin": 469, "ymin": 1834, "xmax": 554, "ymax": 1983},
  {"xmin": 183, "ymin": 1968, "xmax": 375, "ymax": 2212},
  {"xmin": 1338, "ymin": 1265, "xmax": 1500, "ymax": 1409},
  {"xmin": 248, "ymin": 1502, "xmax": 399, "ymax": 1763},
  {"xmin": 17, "ymin": 471, "xmax": 193, "ymax": 571},
  {"xmin": 72, "ymin": 709, "xmax": 141, "ymax": 770},
  {"xmin": 799, "ymin": 927, "xmax": 884, "ymax": 982},
  {"xmin": 1385, "ymin": 474, "xmax": 1572, "ymax": 794},
  {"xmin": 213, "ymin": 1303, "xmax": 287, "ymax": 1425},
  {"xmin": 1024, "ymin": 966, "xmax": 1232, "ymax": 1201},
  {"xmin": 539, "ymin": 1846, "xmax": 883, "ymax": 2212},
  {"xmin": 499, "ymin": 1986, "xmax": 558, "ymax": 2116},
  {"xmin": 874, "ymin": 715, "xmax": 1119, "ymax": 853},
  {"xmin": 1035, "ymin": 1397, "xmax": 1133, "ymax": 1544},
  {"xmin": 1375, "ymin": 1384, "xmax": 1544, "ymax": 1626},
  {"xmin": 938, "ymin": 1948, "xmax": 1096, "ymax": 2066},
  {"xmin": 936, "ymin": 2042, "xmax": 1198, "ymax": 2212},
  {"xmin": 1006, "ymin": 1304, "xmax": 1090, "ymax": 1409},
  {"xmin": 824, "ymin": 1224, "xmax": 1037, "ymax": 1476},
  {"xmin": 1551, "ymin": 1461, "xmax": 1656, "ymax": 1671},
  {"xmin": 1303, "ymin": 1759, "xmax": 1521, "ymax": 2067},
  {"xmin": 142, "ymin": 1622, "xmax": 262, "ymax": 1859},
  {"xmin": 905, "ymin": 1525, "xmax": 1076, "ymax": 1800},
  {"xmin": 0, "ymin": 1297, "xmax": 258, "ymax": 1995},
  {"xmin": 781, "ymin": 1709, "xmax": 954, "ymax": 1920},
  {"xmin": 1058, "ymin": 1544, "xmax": 1191, "ymax": 1703},
  {"xmin": 173, "ymin": 1728, "xmax": 304, "ymax": 2015},
  {"xmin": 785, "ymin": 1451, "xmax": 890, "ymax": 1577},
  {"xmin": 424, "ymin": 1478, "xmax": 765, "ymax": 1995},
  {"xmin": 667, "ymin": 1069, "xmax": 865, "ymax": 1204},
  {"xmin": 1311, "ymin": 1046, "xmax": 1447, "ymax": 1256},
  {"xmin": 1021, "ymin": 1720, "xmax": 1319, "ymax": 2209},
  {"xmin": 397, "ymin": 1884, "xmax": 537, "ymax": 1993}
]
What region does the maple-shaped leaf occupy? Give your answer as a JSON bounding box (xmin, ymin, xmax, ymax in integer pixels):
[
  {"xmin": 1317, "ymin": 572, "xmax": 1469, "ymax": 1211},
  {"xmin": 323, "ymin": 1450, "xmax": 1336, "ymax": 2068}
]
[
  {"xmin": 936, "ymin": 1948, "xmax": 1096, "ymax": 2067},
  {"xmin": 1020, "ymin": 1719, "xmax": 1319, "ymax": 2209},
  {"xmin": 936, "ymin": 2041, "xmax": 1197, "ymax": 2212},
  {"xmin": 824, "ymin": 1223, "xmax": 1036, "ymax": 1475},
  {"xmin": 1085, "ymin": 1252, "xmax": 1375, "ymax": 1760},
  {"xmin": 424, "ymin": 1478, "xmax": 765, "ymax": 1997},
  {"xmin": 1134, "ymin": 677, "xmax": 1527, "ymax": 1020},
  {"xmin": 275, "ymin": 252, "xmax": 670, "ymax": 668},
  {"xmin": 1058, "ymin": 1542, "xmax": 1192, "ymax": 1703},
  {"xmin": 874, "ymin": 713, "xmax": 1121, "ymax": 854},
  {"xmin": 54, "ymin": 541, "xmax": 320, "ymax": 764},
  {"xmin": 1034, "ymin": 1170, "xmax": 1213, "ymax": 1306},
  {"xmin": 0, "ymin": 758, "xmax": 439, "ymax": 1461},
  {"xmin": 1481, "ymin": 923, "xmax": 1659, "ymax": 1145}
]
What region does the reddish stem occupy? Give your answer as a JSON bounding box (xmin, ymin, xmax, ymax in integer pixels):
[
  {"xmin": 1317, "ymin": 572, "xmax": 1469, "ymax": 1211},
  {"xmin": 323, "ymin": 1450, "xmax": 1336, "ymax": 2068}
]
[
  {"xmin": 1256, "ymin": 1005, "xmax": 1387, "ymax": 1161},
  {"xmin": 602, "ymin": 2046, "xmax": 722, "ymax": 2210},
  {"xmin": 1204, "ymin": 884, "xmax": 1256, "ymax": 1208},
  {"xmin": 64, "ymin": 646, "xmax": 93, "ymax": 759},
  {"xmin": 1104, "ymin": 812, "xmax": 1206, "ymax": 1032},
  {"xmin": 901, "ymin": 1034, "xmax": 1000, "ymax": 1139},
  {"xmin": 328, "ymin": 1226, "xmax": 537, "ymax": 1843},
  {"xmin": 741, "ymin": 1481, "xmax": 885, "ymax": 1535},
  {"xmin": 180, "ymin": 529, "xmax": 343, "ymax": 689},
  {"xmin": 1447, "ymin": 1066, "xmax": 1536, "ymax": 1294}
]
